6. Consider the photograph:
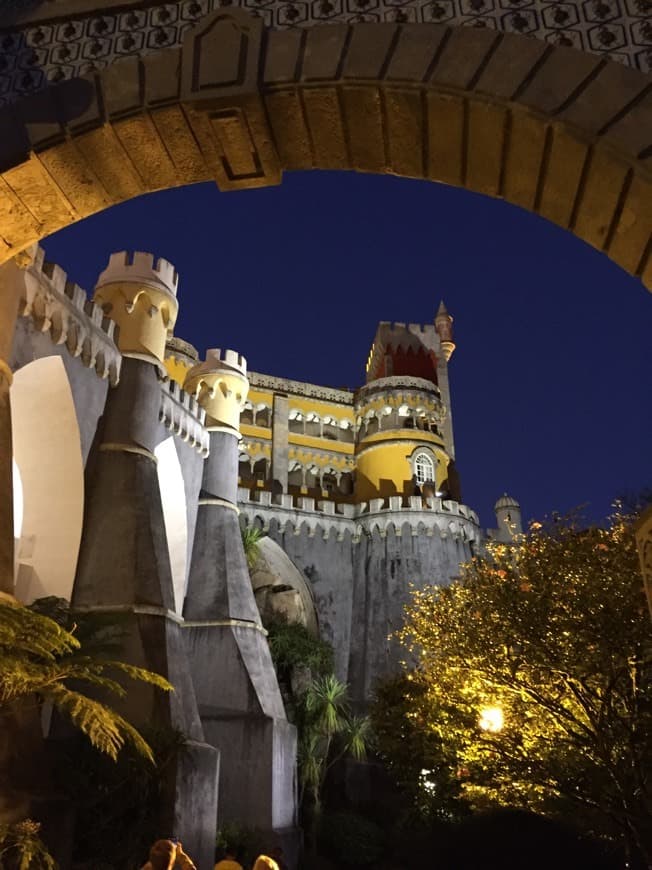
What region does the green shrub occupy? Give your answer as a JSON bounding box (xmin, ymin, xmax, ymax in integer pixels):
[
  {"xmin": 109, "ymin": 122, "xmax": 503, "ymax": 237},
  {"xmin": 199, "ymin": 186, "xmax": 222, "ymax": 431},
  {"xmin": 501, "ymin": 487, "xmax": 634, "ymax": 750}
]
[
  {"xmin": 216, "ymin": 822, "xmax": 267, "ymax": 867},
  {"xmin": 318, "ymin": 812, "xmax": 385, "ymax": 868},
  {"xmin": 267, "ymin": 622, "xmax": 333, "ymax": 686}
]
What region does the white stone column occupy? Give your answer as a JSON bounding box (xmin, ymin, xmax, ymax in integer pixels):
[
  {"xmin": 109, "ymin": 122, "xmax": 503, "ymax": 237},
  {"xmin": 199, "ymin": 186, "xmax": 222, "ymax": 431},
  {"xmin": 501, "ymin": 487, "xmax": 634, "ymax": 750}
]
[{"xmin": 271, "ymin": 393, "xmax": 289, "ymax": 493}]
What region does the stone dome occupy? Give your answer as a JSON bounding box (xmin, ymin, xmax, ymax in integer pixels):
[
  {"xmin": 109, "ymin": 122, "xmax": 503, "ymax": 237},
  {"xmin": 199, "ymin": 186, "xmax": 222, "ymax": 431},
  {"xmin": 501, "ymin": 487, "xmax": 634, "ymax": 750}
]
[
  {"xmin": 249, "ymin": 536, "xmax": 319, "ymax": 635},
  {"xmin": 495, "ymin": 493, "xmax": 520, "ymax": 510}
]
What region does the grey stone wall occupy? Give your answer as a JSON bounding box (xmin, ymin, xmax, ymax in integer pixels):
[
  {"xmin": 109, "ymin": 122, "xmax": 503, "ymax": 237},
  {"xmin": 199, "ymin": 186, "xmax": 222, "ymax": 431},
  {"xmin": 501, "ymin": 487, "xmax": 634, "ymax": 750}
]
[
  {"xmin": 267, "ymin": 514, "xmax": 473, "ymax": 704},
  {"xmin": 10, "ymin": 315, "xmax": 109, "ymax": 461},
  {"xmin": 349, "ymin": 523, "xmax": 471, "ymax": 702},
  {"xmin": 270, "ymin": 520, "xmax": 356, "ymax": 682}
]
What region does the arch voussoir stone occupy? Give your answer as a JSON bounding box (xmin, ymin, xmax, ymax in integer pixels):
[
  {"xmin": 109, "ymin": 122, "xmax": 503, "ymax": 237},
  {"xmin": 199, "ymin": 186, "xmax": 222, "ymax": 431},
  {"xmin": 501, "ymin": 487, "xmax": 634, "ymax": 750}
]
[{"xmin": 0, "ymin": 9, "xmax": 649, "ymax": 290}]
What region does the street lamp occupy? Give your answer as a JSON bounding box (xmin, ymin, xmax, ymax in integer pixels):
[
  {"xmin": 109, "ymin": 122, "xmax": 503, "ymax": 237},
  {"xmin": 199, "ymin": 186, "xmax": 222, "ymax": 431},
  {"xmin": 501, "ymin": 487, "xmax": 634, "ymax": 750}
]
[{"xmin": 479, "ymin": 706, "xmax": 504, "ymax": 733}]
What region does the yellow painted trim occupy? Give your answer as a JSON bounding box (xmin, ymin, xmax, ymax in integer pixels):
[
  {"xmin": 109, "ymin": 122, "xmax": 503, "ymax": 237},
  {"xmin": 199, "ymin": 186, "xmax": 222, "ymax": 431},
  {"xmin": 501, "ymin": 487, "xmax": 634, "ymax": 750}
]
[
  {"xmin": 241, "ymin": 423, "xmax": 272, "ymax": 438},
  {"xmin": 357, "ymin": 430, "xmax": 444, "ymax": 450},
  {"xmin": 288, "ymin": 432, "xmax": 354, "ymax": 455},
  {"xmin": 164, "ymin": 354, "xmax": 192, "ymax": 387},
  {"xmin": 99, "ymin": 442, "xmax": 158, "ymax": 463},
  {"xmin": 286, "ymin": 395, "xmax": 355, "ymax": 417},
  {"xmin": 247, "ymin": 387, "xmax": 274, "ymax": 404}
]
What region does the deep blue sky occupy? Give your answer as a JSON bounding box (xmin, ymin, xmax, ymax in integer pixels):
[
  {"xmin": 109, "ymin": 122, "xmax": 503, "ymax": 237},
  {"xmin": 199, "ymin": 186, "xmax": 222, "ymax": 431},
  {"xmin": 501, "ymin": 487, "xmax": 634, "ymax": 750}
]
[{"xmin": 43, "ymin": 171, "xmax": 651, "ymax": 529}]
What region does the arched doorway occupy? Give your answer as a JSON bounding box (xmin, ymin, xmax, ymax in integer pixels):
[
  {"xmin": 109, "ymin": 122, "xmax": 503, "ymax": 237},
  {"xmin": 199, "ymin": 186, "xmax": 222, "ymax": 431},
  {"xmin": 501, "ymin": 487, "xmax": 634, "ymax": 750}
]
[{"xmin": 0, "ymin": 10, "xmax": 648, "ymax": 286}]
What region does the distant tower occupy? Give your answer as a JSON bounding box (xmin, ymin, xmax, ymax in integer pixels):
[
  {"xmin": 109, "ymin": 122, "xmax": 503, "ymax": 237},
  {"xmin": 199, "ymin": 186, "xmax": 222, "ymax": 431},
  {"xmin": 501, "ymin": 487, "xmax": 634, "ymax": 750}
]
[
  {"xmin": 356, "ymin": 314, "xmax": 455, "ymax": 503},
  {"xmin": 494, "ymin": 494, "xmax": 523, "ymax": 541}
]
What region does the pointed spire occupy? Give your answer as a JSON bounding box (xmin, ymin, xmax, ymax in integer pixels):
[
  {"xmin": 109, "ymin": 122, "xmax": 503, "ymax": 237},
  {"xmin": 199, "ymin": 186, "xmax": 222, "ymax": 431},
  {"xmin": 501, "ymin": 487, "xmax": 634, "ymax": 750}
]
[{"xmin": 435, "ymin": 300, "xmax": 455, "ymax": 361}]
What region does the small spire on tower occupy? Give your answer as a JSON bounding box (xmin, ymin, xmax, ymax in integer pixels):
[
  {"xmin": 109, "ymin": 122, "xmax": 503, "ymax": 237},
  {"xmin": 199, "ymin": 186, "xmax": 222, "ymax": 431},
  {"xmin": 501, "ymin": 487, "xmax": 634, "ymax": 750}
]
[{"xmin": 435, "ymin": 300, "xmax": 455, "ymax": 361}]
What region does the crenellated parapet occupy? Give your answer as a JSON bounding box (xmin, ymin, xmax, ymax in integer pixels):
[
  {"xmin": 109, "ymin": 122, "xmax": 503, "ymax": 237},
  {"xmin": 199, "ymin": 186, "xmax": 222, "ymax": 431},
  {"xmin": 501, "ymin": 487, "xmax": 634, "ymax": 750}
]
[
  {"xmin": 93, "ymin": 251, "xmax": 179, "ymax": 364},
  {"xmin": 159, "ymin": 379, "xmax": 209, "ymax": 457},
  {"xmin": 248, "ymin": 372, "xmax": 353, "ymax": 405},
  {"xmin": 184, "ymin": 348, "xmax": 249, "ymax": 434},
  {"xmin": 366, "ymin": 322, "xmax": 441, "ymax": 383},
  {"xmin": 238, "ymin": 487, "xmax": 481, "ymax": 544},
  {"xmin": 17, "ymin": 245, "xmax": 121, "ymax": 384},
  {"xmin": 355, "ymin": 375, "xmax": 446, "ymax": 433}
]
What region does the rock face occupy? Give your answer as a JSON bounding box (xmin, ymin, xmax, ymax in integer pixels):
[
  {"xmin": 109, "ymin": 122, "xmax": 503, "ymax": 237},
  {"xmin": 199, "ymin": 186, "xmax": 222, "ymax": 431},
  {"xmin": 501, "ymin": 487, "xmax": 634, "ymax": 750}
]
[
  {"xmin": 254, "ymin": 515, "xmax": 474, "ymax": 707},
  {"xmin": 250, "ymin": 537, "xmax": 319, "ymax": 636}
]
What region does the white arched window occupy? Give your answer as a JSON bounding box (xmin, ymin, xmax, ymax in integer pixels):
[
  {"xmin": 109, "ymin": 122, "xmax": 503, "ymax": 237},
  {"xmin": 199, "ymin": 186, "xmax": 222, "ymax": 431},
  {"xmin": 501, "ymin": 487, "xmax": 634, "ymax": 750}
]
[{"xmin": 414, "ymin": 452, "xmax": 435, "ymax": 485}]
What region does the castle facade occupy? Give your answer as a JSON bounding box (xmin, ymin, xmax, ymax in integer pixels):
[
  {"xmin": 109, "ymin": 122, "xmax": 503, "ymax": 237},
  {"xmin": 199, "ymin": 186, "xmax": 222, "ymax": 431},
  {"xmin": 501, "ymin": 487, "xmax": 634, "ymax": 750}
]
[{"xmin": 7, "ymin": 247, "xmax": 520, "ymax": 864}]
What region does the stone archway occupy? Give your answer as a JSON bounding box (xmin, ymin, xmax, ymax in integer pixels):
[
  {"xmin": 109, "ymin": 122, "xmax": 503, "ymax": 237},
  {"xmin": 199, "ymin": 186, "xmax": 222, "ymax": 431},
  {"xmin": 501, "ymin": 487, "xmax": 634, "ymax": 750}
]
[{"xmin": 0, "ymin": 10, "xmax": 649, "ymax": 288}]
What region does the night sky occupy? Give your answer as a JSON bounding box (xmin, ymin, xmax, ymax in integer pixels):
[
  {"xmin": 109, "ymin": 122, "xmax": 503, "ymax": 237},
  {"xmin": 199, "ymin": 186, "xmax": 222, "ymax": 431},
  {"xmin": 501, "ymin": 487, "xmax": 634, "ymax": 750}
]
[{"xmin": 43, "ymin": 170, "xmax": 651, "ymax": 530}]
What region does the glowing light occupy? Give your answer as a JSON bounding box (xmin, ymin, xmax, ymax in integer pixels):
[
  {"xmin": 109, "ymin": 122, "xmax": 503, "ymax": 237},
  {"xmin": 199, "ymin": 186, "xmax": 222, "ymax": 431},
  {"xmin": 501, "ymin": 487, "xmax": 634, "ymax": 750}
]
[{"xmin": 479, "ymin": 706, "xmax": 504, "ymax": 732}]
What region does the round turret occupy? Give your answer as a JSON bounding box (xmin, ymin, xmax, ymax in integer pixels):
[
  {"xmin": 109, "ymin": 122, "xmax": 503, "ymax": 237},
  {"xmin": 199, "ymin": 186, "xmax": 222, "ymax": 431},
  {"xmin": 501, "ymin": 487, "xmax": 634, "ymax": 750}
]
[
  {"xmin": 354, "ymin": 375, "xmax": 450, "ymax": 502},
  {"xmin": 494, "ymin": 493, "xmax": 522, "ymax": 540},
  {"xmin": 93, "ymin": 251, "xmax": 180, "ymax": 363},
  {"xmin": 184, "ymin": 348, "xmax": 249, "ymax": 434}
]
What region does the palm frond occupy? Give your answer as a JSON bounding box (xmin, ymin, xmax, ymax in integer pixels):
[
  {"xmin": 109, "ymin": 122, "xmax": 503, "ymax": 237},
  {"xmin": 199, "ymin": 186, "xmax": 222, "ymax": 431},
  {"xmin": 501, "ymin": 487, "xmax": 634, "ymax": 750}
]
[
  {"xmin": 344, "ymin": 715, "xmax": 371, "ymax": 761},
  {"xmin": 46, "ymin": 684, "xmax": 155, "ymax": 763},
  {"xmin": 241, "ymin": 525, "xmax": 265, "ymax": 570}
]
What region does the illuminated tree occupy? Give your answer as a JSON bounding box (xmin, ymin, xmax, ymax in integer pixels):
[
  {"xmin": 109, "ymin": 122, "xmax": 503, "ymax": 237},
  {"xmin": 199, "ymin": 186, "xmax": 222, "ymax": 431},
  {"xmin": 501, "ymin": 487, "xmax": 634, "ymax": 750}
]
[
  {"xmin": 398, "ymin": 512, "xmax": 652, "ymax": 865},
  {"xmin": 371, "ymin": 674, "xmax": 464, "ymax": 823}
]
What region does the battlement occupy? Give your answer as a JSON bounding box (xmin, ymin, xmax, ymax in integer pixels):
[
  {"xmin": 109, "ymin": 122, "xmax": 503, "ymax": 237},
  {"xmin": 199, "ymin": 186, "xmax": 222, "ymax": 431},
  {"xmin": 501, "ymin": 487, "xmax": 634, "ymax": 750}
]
[
  {"xmin": 204, "ymin": 348, "xmax": 247, "ymax": 377},
  {"xmin": 356, "ymin": 375, "xmax": 441, "ymax": 402},
  {"xmin": 95, "ymin": 251, "xmax": 179, "ymax": 298},
  {"xmin": 366, "ymin": 320, "xmax": 441, "ymax": 381},
  {"xmin": 376, "ymin": 321, "xmax": 438, "ymax": 340},
  {"xmin": 238, "ymin": 487, "xmax": 480, "ymax": 542},
  {"xmin": 18, "ymin": 245, "xmax": 121, "ymax": 384},
  {"xmin": 248, "ymin": 372, "xmax": 353, "ymax": 405},
  {"xmin": 166, "ymin": 336, "xmax": 199, "ymax": 365},
  {"xmin": 159, "ymin": 379, "xmax": 209, "ymax": 456}
]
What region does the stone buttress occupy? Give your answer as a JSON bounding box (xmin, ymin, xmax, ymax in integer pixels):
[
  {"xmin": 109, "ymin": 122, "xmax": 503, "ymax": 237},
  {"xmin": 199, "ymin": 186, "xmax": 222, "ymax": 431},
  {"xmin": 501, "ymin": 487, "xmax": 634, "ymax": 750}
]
[
  {"xmin": 71, "ymin": 252, "xmax": 219, "ymax": 867},
  {"xmin": 183, "ymin": 349, "xmax": 298, "ymax": 846}
]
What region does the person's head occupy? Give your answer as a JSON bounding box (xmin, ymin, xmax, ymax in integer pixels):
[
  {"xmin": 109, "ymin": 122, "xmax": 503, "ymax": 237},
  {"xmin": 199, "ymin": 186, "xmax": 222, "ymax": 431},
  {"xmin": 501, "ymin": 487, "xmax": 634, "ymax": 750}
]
[
  {"xmin": 253, "ymin": 856, "xmax": 279, "ymax": 870},
  {"xmin": 148, "ymin": 839, "xmax": 178, "ymax": 870}
]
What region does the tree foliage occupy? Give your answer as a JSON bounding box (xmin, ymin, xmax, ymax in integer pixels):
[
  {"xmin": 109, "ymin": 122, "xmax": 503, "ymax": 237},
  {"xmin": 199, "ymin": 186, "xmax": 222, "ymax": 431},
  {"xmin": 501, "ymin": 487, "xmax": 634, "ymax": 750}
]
[
  {"xmin": 0, "ymin": 820, "xmax": 56, "ymax": 870},
  {"xmin": 241, "ymin": 525, "xmax": 265, "ymax": 570},
  {"xmin": 0, "ymin": 597, "xmax": 172, "ymax": 762},
  {"xmin": 371, "ymin": 674, "xmax": 465, "ymax": 822},
  {"xmin": 396, "ymin": 512, "xmax": 652, "ymax": 865},
  {"xmin": 54, "ymin": 725, "xmax": 187, "ymax": 869},
  {"xmin": 298, "ymin": 675, "xmax": 370, "ymax": 813},
  {"xmin": 267, "ymin": 621, "xmax": 334, "ymax": 689}
]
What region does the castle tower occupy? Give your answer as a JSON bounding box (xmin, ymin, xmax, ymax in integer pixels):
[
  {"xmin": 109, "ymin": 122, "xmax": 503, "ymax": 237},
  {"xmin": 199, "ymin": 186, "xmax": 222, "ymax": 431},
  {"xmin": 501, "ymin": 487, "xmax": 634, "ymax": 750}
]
[
  {"xmin": 183, "ymin": 350, "xmax": 297, "ymax": 847},
  {"xmin": 72, "ymin": 252, "xmax": 218, "ymax": 867},
  {"xmin": 93, "ymin": 250, "xmax": 179, "ymax": 363},
  {"xmin": 356, "ymin": 319, "xmax": 454, "ymax": 502},
  {"xmin": 493, "ymin": 493, "xmax": 523, "ymax": 541}
]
